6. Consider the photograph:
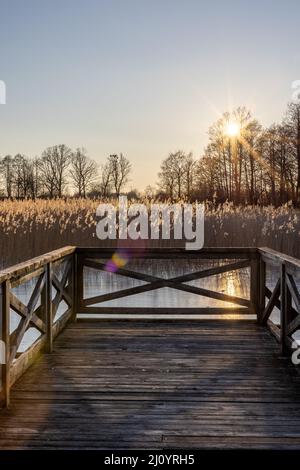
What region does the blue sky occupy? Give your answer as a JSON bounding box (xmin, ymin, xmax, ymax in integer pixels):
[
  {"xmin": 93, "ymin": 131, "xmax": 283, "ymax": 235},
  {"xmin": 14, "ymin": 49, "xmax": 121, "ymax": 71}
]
[{"xmin": 0, "ymin": 0, "xmax": 300, "ymax": 189}]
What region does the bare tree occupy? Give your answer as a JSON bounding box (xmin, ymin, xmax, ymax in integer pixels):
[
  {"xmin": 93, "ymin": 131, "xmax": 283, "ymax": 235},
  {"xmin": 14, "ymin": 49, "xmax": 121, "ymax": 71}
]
[
  {"xmin": 39, "ymin": 145, "xmax": 72, "ymax": 197},
  {"xmin": 99, "ymin": 162, "xmax": 113, "ymax": 197},
  {"xmin": 31, "ymin": 157, "xmax": 42, "ymax": 199},
  {"xmin": 183, "ymin": 152, "xmax": 195, "ymax": 199},
  {"xmin": 70, "ymin": 148, "xmax": 98, "ymax": 197},
  {"xmin": 38, "ymin": 153, "xmax": 57, "ymax": 197},
  {"xmin": 0, "ymin": 155, "xmax": 14, "ymax": 198},
  {"xmin": 286, "ymin": 103, "xmax": 300, "ymax": 205},
  {"xmin": 0, "ymin": 154, "xmax": 42, "ymax": 199},
  {"xmin": 158, "ymin": 151, "xmax": 195, "ymax": 199},
  {"xmin": 107, "ymin": 154, "xmax": 131, "ymax": 197},
  {"xmin": 12, "ymin": 154, "xmax": 25, "ymax": 198},
  {"xmin": 158, "ymin": 157, "xmax": 176, "ymax": 199}
]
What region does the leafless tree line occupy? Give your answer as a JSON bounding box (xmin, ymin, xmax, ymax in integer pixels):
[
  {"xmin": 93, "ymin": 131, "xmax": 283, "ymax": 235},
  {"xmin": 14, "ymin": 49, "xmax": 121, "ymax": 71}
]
[
  {"xmin": 1, "ymin": 101, "xmax": 300, "ymax": 205},
  {"xmin": 158, "ymin": 102, "xmax": 300, "ymax": 205},
  {"xmin": 0, "ymin": 147, "xmax": 131, "ymax": 199}
]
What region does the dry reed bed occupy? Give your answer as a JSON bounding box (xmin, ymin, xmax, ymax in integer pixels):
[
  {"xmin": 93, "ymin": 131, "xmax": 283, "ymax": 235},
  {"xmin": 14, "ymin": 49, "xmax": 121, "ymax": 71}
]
[{"xmin": 0, "ymin": 199, "xmax": 299, "ymax": 268}]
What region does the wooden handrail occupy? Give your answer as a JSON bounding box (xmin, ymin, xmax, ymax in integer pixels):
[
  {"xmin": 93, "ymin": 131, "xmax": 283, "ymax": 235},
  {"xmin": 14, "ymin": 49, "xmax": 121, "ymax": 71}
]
[
  {"xmin": 76, "ymin": 246, "xmax": 258, "ymax": 257},
  {"xmin": 259, "ymin": 247, "xmax": 300, "ymax": 269},
  {"xmin": 0, "ymin": 246, "xmax": 76, "ymax": 284}
]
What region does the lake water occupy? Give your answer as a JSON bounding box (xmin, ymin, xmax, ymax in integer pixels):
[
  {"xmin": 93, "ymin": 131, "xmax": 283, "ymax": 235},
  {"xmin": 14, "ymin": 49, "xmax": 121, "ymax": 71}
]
[{"xmin": 8, "ymin": 258, "xmax": 300, "ymax": 353}]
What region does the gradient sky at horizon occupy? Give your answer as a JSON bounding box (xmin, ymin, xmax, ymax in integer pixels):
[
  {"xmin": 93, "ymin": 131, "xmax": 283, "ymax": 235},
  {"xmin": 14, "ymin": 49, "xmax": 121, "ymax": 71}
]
[{"xmin": 0, "ymin": 0, "xmax": 300, "ymax": 190}]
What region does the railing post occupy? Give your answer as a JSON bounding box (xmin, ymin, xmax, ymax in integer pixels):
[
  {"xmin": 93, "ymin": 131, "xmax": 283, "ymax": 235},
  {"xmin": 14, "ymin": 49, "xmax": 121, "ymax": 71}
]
[
  {"xmin": 250, "ymin": 255, "xmax": 260, "ymax": 319},
  {"xmin": 45, "ymin": 262, "xmax": 53, "ymax": 353},
  {"xmin": 71, "ymin": 252, "xmax": 77, "ymax": 322},
  {"xmin": 1, "ymin": 280, "xmax": 10, "ymax": 408},
  {"xmin": 258, "ymin": 255, "xmax": 266, "ymax": 324},
  {"xmin": 76, "ymin": 253, "xmax": 83, "ymax": 317},
  {"xmin": 280, "ymin": 263, "xmax": 289, "ymax": 356}
]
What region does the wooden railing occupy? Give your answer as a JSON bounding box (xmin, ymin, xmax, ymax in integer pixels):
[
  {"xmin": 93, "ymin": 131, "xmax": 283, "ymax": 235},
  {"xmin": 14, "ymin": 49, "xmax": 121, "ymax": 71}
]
[
  {"xmin": 258, "ymin": 247, "xmax": 300, "ymax": 355},
  {"xmin": 76, "ymin": 247, "xmax": 258, "ymax": 316},
  {"xmin": 0, "ymin": 246, "xmax": 76, "ymax": 407},
  {"xmin": 0, "ymin": 246, "xmax": 299, "ymax": 408}
]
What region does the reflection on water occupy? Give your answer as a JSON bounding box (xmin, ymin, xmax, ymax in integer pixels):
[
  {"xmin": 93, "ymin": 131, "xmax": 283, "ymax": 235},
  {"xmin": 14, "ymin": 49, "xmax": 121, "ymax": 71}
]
[
  {"xmin": 9, "ymin": 258, "xmax": 300, "ymax": 353},
  {"xmin": 84, "ymin": 259, "xmax": 250, "ymax": 309}
]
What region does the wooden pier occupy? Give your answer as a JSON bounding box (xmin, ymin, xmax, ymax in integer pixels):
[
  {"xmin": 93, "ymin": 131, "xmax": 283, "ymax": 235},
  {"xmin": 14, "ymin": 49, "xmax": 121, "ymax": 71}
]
[{"xmin": 0, "ymin": 247, "xmax": 300, "ymax": 449}]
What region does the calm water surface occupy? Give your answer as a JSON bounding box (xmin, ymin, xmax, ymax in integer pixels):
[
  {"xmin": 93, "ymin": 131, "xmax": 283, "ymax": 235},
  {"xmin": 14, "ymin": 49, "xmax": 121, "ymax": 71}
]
[{"xmin": 9, "ymin": 259, "xmax": 300, "ymax": 353}]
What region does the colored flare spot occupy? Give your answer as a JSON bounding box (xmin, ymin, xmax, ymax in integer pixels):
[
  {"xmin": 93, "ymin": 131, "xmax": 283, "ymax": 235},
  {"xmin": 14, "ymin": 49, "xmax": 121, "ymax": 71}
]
[{"xmin": 105, "ymin": 250, "xmax": 130, "ymax": 273}]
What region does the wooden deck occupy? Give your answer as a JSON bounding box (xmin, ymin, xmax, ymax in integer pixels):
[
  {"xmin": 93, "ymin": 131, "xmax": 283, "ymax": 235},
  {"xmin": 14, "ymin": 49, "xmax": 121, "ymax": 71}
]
[{"xmin": 1, "ymin": 319, "xmax": 300, "ymax": 450}]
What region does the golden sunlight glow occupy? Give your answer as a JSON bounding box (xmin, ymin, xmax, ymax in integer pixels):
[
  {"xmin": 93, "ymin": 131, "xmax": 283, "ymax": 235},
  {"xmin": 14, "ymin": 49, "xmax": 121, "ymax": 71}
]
[{"xmin": 225, "ymin": 121, "xmax": 240, "ymax": 137}]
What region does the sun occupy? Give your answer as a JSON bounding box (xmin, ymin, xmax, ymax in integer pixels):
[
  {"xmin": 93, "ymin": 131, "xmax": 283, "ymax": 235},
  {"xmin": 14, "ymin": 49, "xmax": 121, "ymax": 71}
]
[{"xmin": 225, "ymin": 121, "xmax": 240, "ymax": 137}]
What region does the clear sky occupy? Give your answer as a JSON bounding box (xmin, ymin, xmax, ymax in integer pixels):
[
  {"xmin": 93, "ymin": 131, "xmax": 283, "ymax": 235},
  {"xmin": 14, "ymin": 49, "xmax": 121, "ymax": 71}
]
[{"xmin": 0, "ymin": 0, "xmax": 300, "ymax": 190}]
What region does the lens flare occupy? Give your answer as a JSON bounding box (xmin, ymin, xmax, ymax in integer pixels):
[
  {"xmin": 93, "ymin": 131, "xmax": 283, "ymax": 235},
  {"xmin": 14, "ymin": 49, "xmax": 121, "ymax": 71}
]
[
  {"xmin": 225, "ymin": 121, "xmax": 240, "ymax": 137},
  {"xmin": 105, "ymin": 250, "xmax": 131, "ymax": 273}
]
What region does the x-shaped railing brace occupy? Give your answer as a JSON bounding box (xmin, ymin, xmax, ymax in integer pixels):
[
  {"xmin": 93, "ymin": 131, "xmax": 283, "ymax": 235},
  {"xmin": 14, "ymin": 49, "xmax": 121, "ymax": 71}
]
[{"xmin": 82, "ymin": 258, "xmax": 251, "ymax": 308}]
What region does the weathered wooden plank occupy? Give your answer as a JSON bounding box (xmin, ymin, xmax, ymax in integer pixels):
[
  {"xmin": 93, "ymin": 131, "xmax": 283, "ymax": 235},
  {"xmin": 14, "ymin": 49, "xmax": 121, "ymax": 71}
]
[
  {"xmin": 83, "ymin": 279, "xmax": 250, "ymax": 308},
  {"xmin": 250, "ymin": 258, "xmax": 259, "ymax": 318},
  {"xmin": 287, "ymin": 315, "xmax": 300, "ymax": 336},
  {"xmin": 45, "ymin": 262, "xmax": 53, "ymax": 353},
  {"xmin": 52, "ymin": 261, "xmax": 72, "ymax": 316},
  {"xmin": 84, "ymin": 258, "xmax": 158, "ymax": 283},
  {"xmin": 171, "ymin": 282, "xmax": 250, "ymax": 307},
  {"xmin": 261, "ymin": 278, "xmax": 280, "ymax": 324},
  {"xmin": 10, "ymin": 267, "xmax": 45, "ymax": 289},
  {"xmin": 280, "ymin": 263, "xmax": 287, "ymax": 355},
  {"xmin": 286, "ymin": 273, "xmax": 300, "ymax": 313},
  {"xmin": 0, "ymin": 246, "xmax": 76, "ymax": 284},
  {"xmin": 83, "ymin": 279, "xmax": 167, "ymax": 306},
  {"xmin": 9, "ymin": 336, "xmax": 46, "ymax": 387},
  {"xmin": 162, "ymin": 435, "xmax": 300, "ymax": 450},
  {"xmin": 79, "ymin": 307, "xmax": 252, "ymax": 315},
  {"xmin": 84, "ymin": 258, "xmax": 250, "ymax": 284},
  {"xmin": 258, "ymin": 258, "xmax": 266, "ymax": 323},
  {"xmin": 10, "ymin": 293, "xmax": 46, "ymax": 335},
  {"xmin": 52, "ymin": 272, "xmax": 72, "ymax": 307},
  {"xmin": 78, "ymin": 246, "xmax": 258, "ymax": 258},
  {"xmin": 259, "ymin": 247, "xmax": 300, "ymax": 269},
  {"xmin": 9, "ymin": 273, "xmax": 46, "ymax": 363},
  {"xmin": 2, "ymin": 319, "xmax": 300, "ymax": 450},
  {"xmin": 0, "ymin": 281, "xmax": 10, "ymax": 408},
  {"xmin": 76, "ymin": 257, "xmax": 84, "ymax": 318},
  {"xmin": 71, "ymin": 252, "xmax": 77, "ymax": 322},
  {"xmin": 169, "ymin": 259, "xmax": 250, "ymax": 283},
  {"xmin": 267, "ymin": 319, "xmax": 281, "ymax": 342}
]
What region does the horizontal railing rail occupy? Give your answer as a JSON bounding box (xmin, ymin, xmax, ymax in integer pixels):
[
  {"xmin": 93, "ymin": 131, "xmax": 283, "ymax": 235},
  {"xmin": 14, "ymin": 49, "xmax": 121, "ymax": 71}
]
[{"xmin": 0, "ymin": 245, "xmax": 299, "ymax": 409}]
